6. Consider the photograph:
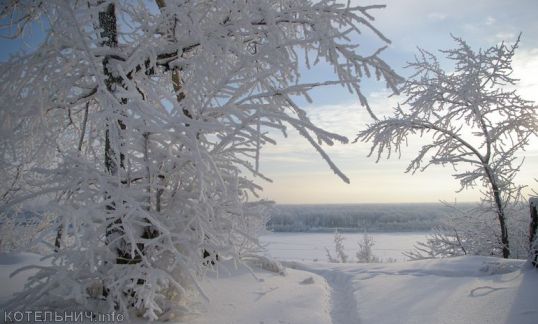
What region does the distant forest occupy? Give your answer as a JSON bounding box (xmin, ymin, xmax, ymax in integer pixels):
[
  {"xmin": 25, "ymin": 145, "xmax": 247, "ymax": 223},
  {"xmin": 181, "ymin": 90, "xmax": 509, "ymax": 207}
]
[{"xmin": 267, "ymin": 203, "xmax": 474, "ymax": 232}]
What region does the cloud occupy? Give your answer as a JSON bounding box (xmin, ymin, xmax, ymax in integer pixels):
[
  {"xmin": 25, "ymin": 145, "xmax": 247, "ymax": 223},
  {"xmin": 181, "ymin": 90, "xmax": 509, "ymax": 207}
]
[
  {"xmin": 512, "ymin": 47, "xmax": 538, "ymax": 102},
  {"xmin": 495, "ymin": 32, "xmax": 516, "ymax": 41},
  {"xmin": 485, "ymin": 16, "xmax": 496, "ymax": 26},
  {"xmin": 259, "ymin": 102, "xmax": 366, "ymax": 167},
  {"xmin": 258, "ymin": 91, "xmax": 407, "ymax": 179},
  {"xmin": 427, "ymin": 12, "xmax": 447, "ymax": 22},
  {"xmin": 348, "ymin": 0, "xmax": 537, "ymax": 55},
  {"xmin": 305, "ymin": 90, "xmax": 401, "ymax": 136}
]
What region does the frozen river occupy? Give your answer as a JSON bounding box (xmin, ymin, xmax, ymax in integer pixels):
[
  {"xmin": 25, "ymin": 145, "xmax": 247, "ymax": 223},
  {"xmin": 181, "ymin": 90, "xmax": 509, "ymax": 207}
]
[{"xmin": 259, "ymin": 232, "xmax": 429, "ymax": 262}]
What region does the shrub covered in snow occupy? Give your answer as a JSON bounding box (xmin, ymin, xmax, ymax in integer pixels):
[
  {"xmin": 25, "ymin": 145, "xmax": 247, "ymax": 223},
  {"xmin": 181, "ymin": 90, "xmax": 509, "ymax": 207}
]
[
  {"xmin": 356, "ymin": 232, "xmax": 380, "ymax": 263},
  {"xmin": 326, "ymin": 230, "xmax": 349, "ymax": 263},
  {"xmin": 404, "ymin": 201, "xmax": 531, "ymax": 260}
]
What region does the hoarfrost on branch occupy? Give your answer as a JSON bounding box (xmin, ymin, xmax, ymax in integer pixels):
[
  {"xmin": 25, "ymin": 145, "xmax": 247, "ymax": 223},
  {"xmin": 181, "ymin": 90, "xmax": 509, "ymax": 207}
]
[
  {"xmin": 0, "ymin": 0, "xmax": 400, "ymax": 320},
  {"xmin": 359, "ymin": 35, "xmax": 538, "ymax": 259}
]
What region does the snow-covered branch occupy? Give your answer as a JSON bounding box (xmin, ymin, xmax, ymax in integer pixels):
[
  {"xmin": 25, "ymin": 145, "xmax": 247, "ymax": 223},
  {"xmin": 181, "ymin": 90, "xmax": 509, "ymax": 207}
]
[{"xmin": 0, "ymin": 0, "xmax": 400, "ymax": 320}]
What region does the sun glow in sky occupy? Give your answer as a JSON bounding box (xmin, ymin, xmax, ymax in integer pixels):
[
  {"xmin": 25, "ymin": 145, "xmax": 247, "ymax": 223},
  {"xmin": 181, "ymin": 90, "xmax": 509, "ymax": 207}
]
[{"xmin": 257, "ymin": 0, "xmax": 538, "ymax": 204}]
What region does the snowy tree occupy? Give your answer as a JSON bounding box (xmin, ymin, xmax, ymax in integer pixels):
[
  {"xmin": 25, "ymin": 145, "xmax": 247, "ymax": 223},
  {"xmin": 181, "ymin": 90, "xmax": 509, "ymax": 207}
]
[
  {"xmin": 326, "ymin": 229, "xmax": 348, "ymax": 263},
  {"xmin": 356, "ymin": 232, "xmax": 379, "ymax": 263},
  {"xmin": 405, "ymin": 199, "xmax": 533, "ymax": 260},
  {"xmin": 0, "ymin": 0, "xmax": 400, "ymax": 320},
  {"xmin": 405, "ymin": 201, "xmax": 531, "ymax": 260},
  {"xmin": 358, "ymin": 36, "xmax": 538, "ymax": 258},
  {"xmin": 404, "ymin": 202, "xmax": 497, "ymax": 259}
]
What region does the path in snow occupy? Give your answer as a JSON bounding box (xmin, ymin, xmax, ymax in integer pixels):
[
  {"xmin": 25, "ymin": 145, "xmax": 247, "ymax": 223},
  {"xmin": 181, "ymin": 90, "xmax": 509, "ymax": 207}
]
[{"xmin": 283, "ymin": 262, "xmax": 361, "ymax": 324}]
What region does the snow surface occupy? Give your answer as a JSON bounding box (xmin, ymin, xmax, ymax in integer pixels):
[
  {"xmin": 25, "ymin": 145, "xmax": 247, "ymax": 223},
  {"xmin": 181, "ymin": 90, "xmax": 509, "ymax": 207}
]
[
  {"xmin": 186, "ymin": 263, "xmax": 331, "ymax": 324},
  {"xmin": 285, "ymin": 257, "xmax": 537, "ymax": 324},
  {"xmin": 1, "ymin": 252, "xmax": 537, "ymax": 324}
]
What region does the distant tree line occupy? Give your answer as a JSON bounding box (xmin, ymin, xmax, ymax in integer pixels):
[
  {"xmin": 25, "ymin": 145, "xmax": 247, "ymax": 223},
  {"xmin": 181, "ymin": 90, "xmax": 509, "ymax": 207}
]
[{"xmin": 266, "ymin": 203, "xmax": 468, "ymax": 232}]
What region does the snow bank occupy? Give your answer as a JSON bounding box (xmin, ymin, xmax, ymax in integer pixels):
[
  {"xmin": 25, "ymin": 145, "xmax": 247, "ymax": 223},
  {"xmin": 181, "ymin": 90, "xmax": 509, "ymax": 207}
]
[{"xmin": 184, "ymin": 261, "xmax": 331, "ymax": 324}]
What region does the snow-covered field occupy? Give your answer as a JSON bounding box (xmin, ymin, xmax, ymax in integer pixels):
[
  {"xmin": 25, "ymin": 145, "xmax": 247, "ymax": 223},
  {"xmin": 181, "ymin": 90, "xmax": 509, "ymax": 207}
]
[
  {"xmin": 191, "ymin": 256, "xmax": 538, "ymax": 324},
  {"xmin": 285, "ymin": 257, "xmax": 538, "ymax": 324},
  {"xmin": 1, "ymin": 244, "xmax": 537, "ymax": 324},
  {"xmin": 260, "ymin": 232, "xmax": 428, "ymax": 262}
]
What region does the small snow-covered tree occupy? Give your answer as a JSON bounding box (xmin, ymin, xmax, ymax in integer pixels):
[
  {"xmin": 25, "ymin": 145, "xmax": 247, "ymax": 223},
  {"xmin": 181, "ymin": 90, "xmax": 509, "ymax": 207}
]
[
  {"xmin": 358, "ymin": 36, "xmax": 538, "ymax": 258},
  {"xmin": 356, "ymin": 232, "xmax": 380, "ymax": 263},
  {"xmin": 0, "ymin": 0, "xmax": 400, "ymax": 320},
  {"xmin": 326, "ymin": 229, "xmax": 348, "ymax": 263}
]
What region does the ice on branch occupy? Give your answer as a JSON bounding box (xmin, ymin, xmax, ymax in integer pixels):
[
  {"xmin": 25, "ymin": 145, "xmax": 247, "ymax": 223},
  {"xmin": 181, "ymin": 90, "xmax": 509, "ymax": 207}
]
[{"xmin": 0, "ymin": 0, "xmax": 400, "ymax": 320}]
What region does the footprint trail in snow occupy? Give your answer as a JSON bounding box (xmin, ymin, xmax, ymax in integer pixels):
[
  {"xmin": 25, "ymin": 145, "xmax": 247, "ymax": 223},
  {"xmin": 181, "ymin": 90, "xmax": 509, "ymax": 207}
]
[{"xmin": 284, "ymin": 262, "xmax": 361, "ymax": 324}]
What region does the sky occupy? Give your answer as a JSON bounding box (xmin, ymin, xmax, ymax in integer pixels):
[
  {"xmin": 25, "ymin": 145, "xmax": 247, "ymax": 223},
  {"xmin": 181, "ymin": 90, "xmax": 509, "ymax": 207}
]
[
  {"xmin": 256, "ymin": 0, "xmax": 538, "ymax": 204},
  {"xmin": 1, "ymin": 1, "xmax": 537, "ymax": 204}
]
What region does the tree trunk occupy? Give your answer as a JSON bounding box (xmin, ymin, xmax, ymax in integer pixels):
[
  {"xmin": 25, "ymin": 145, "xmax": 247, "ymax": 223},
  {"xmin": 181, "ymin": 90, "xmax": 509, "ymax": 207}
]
[
  {"xmin": 54, "ymin": 224, "xmax": 63, "ymax": 252},
  {"xmin": 98, "ymin": 3, "xmax": 141, "ymax": 265},
  {"xmin": 530, "ymin": 198, "xmax": 538, "ymax": 267},
  {"xmin": 484, "ymin": 166, "xmax": 510, "ymax": 258},
  {"xmin": 494, "ymin": 189, "xmax": 510, "ymax": 259}
]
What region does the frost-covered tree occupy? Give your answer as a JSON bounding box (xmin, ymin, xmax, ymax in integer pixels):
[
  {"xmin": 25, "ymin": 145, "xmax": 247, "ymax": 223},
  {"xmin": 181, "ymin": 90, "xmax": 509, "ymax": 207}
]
[
  {"xmin": 403, "ymin": 202, "xmax": 494, "ymax": 260},
  {"xmin": 358, "ymin": 36, "xmax": 538, "ymax": 258},
  {"xmin": 326, "ymin": 229, "xmax": 348, "ymax": 263},
  {"xmin": 0, "ymin": 0, "xmax": 400, "ymax": 320},
  {"xmin": 405, "ymin": 201, "xmax": 531, "ymax": 260},
  {"xmin": 356, "ymin": 232, "xmax": 379, "ymax": 263}
]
